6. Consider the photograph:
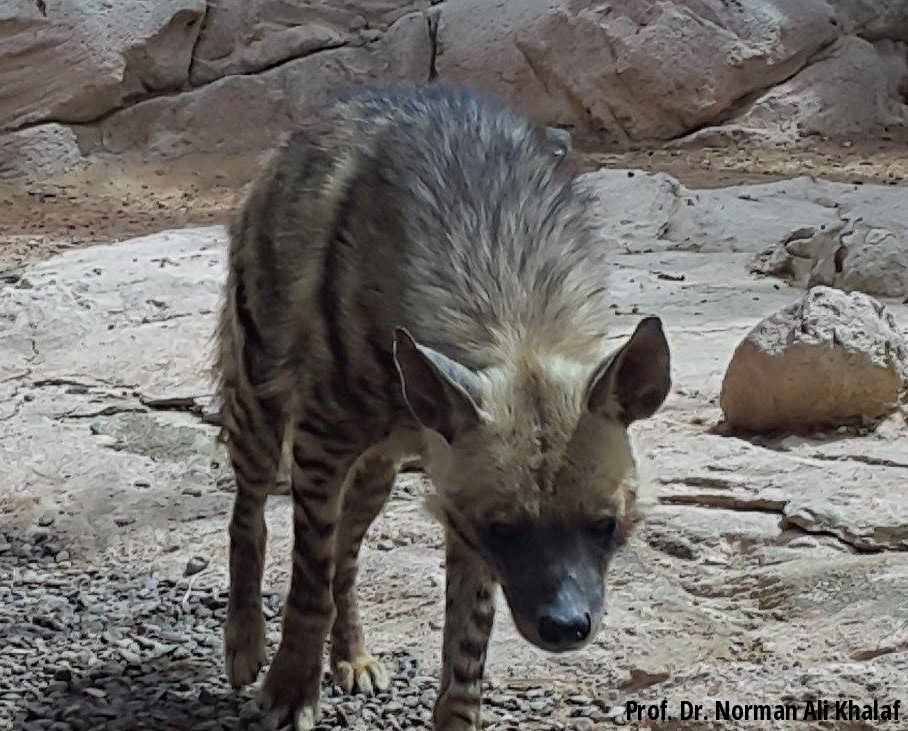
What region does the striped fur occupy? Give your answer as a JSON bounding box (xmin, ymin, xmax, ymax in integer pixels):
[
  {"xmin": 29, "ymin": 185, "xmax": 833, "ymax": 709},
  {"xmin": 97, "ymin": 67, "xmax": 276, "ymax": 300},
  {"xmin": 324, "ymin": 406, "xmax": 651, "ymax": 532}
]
[{"xmin": 215, "ymin": 82, "xmax": 671, "ymax": 730}]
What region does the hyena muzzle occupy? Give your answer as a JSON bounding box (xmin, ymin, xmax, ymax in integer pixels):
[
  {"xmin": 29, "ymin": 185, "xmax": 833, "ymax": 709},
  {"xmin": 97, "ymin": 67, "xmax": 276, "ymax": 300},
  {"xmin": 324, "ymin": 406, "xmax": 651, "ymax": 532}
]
[{"xmin": 215, "ymin": 81, "xmax": 671, "ymax": 730}]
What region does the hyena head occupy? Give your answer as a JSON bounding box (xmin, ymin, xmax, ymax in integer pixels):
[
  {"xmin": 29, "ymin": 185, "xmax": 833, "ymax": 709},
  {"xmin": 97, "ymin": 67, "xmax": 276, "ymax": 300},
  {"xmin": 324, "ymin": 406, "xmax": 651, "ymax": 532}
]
[{"xmin": 393, "ymin": 317, "xmax": 670, "ymax": 653}]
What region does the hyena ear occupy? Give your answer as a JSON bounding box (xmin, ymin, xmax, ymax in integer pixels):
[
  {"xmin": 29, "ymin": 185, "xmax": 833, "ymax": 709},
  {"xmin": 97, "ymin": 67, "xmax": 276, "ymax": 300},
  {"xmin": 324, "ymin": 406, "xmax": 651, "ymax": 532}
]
[
  {"xmin": 585, "ymin": 316, "xmax": 671, "ymax": 426},
  {"xmin": 392, "ymin": 327, "xmax": 482, "ymax": 442}
]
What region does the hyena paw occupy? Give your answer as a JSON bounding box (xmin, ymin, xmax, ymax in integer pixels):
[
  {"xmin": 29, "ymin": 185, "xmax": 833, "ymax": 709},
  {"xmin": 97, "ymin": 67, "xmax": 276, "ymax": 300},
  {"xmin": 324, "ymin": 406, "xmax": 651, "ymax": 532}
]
[
  {"xmin": 258, "ymin": 646, "xmax": 322, "ymax": 731},
  {"xmin": 332, "ymin": 653, "xmax": 390, "ymax": 696},
  {"xmin": 224, "ymin": 608, "xmax": 266, "ymax": 688}
]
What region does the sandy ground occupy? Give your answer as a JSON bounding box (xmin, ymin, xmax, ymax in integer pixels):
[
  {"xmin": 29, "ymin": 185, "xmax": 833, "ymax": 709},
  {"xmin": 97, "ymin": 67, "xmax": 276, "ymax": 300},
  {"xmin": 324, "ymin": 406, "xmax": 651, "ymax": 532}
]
[{"xmin": 2, "ymin": 137, "xmax": 907, "ymax": 273}]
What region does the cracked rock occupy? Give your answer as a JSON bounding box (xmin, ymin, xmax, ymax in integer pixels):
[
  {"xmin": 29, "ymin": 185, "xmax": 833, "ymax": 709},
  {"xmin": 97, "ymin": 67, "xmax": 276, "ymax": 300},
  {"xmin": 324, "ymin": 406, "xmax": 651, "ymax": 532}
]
[{"xmin": 0, "ymin": 0, "xmax": 207, "ymax": 131}]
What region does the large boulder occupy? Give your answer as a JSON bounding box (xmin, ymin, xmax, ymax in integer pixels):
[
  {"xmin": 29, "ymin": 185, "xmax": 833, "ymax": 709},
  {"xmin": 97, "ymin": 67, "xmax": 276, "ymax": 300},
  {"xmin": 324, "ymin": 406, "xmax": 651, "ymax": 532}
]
[
  {"xmin": 75, "ymin": 12, "xmax": 432, "ymax": 158},
  {"xmin": 720, "ymin": 36, "xmax": 908, "ymax": 141},
  {"xmin": 436, "ymin": 0, "xmax": 841, "ymax": 140},
  {"xmin": 0, "ymin": 0, "xmax": 206, "ymax": 131},
  {"xmin": 827, "ymin": 0, "xmax": 908, "ymax": 42},
  {"xmin": 189, "ymin": 0, "xmax": 433, "ymax": 84},
  {"xmin": 720, "ymin": 287, "xmax": 908, "ymax": 432}
]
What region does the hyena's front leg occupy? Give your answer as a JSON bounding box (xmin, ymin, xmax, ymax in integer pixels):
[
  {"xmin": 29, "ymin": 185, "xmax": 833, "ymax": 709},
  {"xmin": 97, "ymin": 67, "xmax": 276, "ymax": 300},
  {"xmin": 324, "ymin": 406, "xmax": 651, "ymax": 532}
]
[
  {"xmin": 330, "ymin": 450, "xmax": 396, "ymax": 695},
  {"xmin": 434, "ymin": 533, "xmax": 497, "ymax": 731},
  {"xmin": 223, "ymin": 388, "xmax": 284, "ymax": 688},
  {"xmin": 330, "ymin": 428, "xmax": 421, "ymax": 696},
  {"xmin": 258, "ymin": 415, "xmax": 360, "ymax": 731}
]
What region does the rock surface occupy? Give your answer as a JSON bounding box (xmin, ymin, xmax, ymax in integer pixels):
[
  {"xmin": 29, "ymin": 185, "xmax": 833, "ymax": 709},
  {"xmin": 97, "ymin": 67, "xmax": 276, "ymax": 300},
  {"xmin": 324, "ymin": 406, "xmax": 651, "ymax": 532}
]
[
  {"xmin": 715, "ymin": 35, "xmax": 908, "ymax": 142},
  {"xmin": 0, "ymin": 123, "xmax": 86, "ymax": 182},
  {"xmin": 437, "ymin": 0, "xmax": 840, "ymax": 141},
  {"xmin": 189, "ymin": 0, "xmax": 434, "ymax": 84},
  {"xmin": 2, "ymin": 170, "xmax": 908, "ymax": 728},
  {"xmin": 0, "ymin": 0, "xmax": 206, "ymax": 131},
  {"xmin": 720, "ymin": 286, "xmax": 908, "ymax": 433},
  {"xmin": 1, "ymin": 0, "xmax": 907, "ymax": 174},
  {"xmin": 583, "ymin": 170, "xmax": 908, "ymax": 299},
  {"xmin": 75, "ymin": 11, "xmax": 433, "ymax": 158}
]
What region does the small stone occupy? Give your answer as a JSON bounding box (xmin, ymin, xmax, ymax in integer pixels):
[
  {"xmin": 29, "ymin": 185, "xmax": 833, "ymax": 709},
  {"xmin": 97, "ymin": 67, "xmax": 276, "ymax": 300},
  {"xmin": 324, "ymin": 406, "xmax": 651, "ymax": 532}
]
[
  {"xmin": 54, "ymin": 667, "xmax": 73, "ymax": 682},
  {"xmin": 38, "ymin": 510, "xmax": 56, "ymax": 526},
  {"xmin": 184, "ymin": 556, "xmax": 209, "ymax": 576},
  {"xmin": 31, "ymin": 528, "xmax": 50, "ymax": 544}
]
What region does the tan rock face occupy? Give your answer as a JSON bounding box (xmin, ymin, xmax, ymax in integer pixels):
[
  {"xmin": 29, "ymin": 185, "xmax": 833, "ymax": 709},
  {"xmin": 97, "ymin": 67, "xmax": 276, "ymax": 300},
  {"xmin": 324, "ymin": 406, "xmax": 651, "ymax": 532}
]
[
  {"xmin": 720, "ymin": 286, "xmax": 908, "ymax": 432},
  {"xmin": 725, "ymin": 35, "xmax": 908, "ymax": 141},
  {"xmin": 435, "ymin": 0, "xmax": 841, "ymax": 140},
  {"xmin": 0, "ymin": 0, "xmax": 908, "ymax": 147},
  {"xmin": 1, "ymin": 0, "xmax": 906, "ymax": 170},
  {"xmin": 0, "ymin": 0, "xmax": 206, "ymax": 131},
  {"xmin": 73, "ymin": 11, "xmax": 432, "ymax": 159},
  {"xmin": 189, "ymin": 0, "xmax": 432, "ymax": 84},
  {"xmin": 0, "ymin": 124, "xmax": 85, "ymax": 181}
]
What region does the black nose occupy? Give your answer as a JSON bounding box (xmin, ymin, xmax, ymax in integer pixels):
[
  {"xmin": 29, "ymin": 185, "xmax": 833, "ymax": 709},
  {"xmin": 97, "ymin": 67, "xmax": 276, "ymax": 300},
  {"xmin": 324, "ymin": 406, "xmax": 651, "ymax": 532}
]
[{"xmin": 537, "ymin": 610, "xmax": 592, "ymax": 647}]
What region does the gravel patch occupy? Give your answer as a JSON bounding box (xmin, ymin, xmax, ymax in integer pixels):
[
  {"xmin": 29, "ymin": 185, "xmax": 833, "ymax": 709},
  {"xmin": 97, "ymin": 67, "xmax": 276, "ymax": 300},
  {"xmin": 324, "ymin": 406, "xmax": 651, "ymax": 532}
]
[{"xmin": 0, "ymin": 540, "xmax": 595, "ymax": 731}]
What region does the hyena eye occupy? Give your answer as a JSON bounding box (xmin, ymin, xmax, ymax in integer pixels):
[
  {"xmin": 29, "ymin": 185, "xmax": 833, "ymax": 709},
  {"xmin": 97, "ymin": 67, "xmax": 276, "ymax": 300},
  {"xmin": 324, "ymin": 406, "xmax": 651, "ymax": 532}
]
[{"xmin": 589, "ymin": 517, "xmax": 617, "ymax": 543}]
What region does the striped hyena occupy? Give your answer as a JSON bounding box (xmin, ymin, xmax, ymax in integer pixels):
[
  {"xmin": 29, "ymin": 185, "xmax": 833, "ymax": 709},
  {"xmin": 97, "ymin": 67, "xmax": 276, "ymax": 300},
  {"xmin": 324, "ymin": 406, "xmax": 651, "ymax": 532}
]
[{"xmin": 216, "ymin": 82, "xmax": 671, "ymax": 730}]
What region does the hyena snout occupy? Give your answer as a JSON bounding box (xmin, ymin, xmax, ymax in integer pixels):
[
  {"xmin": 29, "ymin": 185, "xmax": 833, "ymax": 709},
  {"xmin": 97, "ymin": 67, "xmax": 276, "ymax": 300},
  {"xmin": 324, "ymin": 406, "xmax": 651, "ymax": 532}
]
[
  {"xmin": 488, "ymin": 527, "xmax": 608, "ymax": 653},
  {"xmin": 536, "ymin": 576, "xmax": 596, "ymax": 649}
]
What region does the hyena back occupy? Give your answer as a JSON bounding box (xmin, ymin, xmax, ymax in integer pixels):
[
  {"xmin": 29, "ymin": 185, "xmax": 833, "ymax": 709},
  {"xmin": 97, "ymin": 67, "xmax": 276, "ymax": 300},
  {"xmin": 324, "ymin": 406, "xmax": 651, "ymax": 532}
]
[{"xmin": 216, "ymin": 82, "xmax": 671, "ymax": 731}]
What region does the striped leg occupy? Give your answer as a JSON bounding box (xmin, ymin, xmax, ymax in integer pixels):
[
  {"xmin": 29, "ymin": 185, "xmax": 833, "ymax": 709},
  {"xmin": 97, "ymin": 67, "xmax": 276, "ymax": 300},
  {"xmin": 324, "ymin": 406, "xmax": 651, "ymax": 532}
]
[
  {"xmin": 223, "ymin": 388, "xmax": 285, "ymax": 688},
  {"xmin": 329, "ymin": 449, "xmax": 397, "ymax": 695},
  {"xmin": 433, "ymin": 534, "xmax": 496, "ymax": 731},
  {"xmin": 258, "ymin": 415, "xmax": 360, "ymax": 731}
]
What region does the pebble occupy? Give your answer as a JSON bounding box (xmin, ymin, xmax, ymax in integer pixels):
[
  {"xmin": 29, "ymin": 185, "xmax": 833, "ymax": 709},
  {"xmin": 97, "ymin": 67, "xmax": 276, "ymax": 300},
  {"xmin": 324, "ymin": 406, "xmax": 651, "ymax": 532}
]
[{"xmin": 184, "ymin": 556, "xmax": 210, "ymax": 576}]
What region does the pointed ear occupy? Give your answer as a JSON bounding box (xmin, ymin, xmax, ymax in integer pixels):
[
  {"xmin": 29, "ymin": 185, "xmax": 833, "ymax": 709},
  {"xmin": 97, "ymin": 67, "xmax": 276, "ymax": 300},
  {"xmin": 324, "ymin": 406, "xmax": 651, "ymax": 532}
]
[
  {"xmin": 586, "ymin": 316, "xmax": 671, "ymax": 425},
  {"xmin": 392, "ymin": 328, "xmax": 482, "ymax": 442}
]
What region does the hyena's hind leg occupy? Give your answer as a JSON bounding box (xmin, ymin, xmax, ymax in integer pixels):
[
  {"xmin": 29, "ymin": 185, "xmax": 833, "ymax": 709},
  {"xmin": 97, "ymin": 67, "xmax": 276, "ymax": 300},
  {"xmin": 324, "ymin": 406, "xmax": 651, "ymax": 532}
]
[
  {"xmin": 329, "ymin": 429, "xmax": 421, "ymax": 695},
  {"xmin": 222, "ymin": 384, "xmax": 286, "ymax": 689}
]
